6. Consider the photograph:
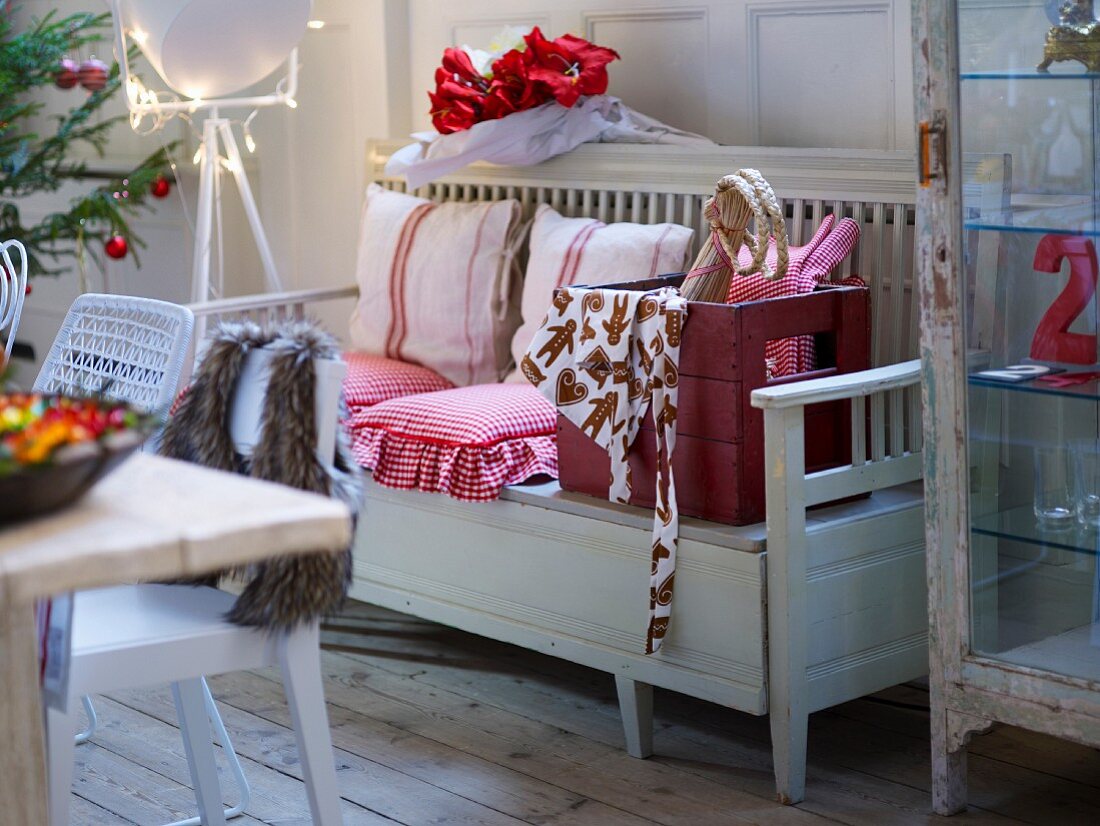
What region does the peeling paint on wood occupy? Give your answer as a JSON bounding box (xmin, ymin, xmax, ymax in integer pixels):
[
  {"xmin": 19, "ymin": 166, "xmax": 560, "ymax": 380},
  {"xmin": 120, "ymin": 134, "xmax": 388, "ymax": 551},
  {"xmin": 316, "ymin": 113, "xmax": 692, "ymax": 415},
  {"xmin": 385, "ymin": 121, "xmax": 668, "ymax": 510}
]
[{"xmin": 916, "ymin": 0, "xmax": 1100, "ymax": 816}]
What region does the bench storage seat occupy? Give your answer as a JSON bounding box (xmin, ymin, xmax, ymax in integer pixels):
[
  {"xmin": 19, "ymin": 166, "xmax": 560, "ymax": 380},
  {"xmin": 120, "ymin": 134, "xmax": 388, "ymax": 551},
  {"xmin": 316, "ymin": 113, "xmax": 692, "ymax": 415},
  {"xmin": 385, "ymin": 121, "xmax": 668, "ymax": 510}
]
[{"xmin": 186, "ymin": 141, "xmax": 1008, "ymax": 804}]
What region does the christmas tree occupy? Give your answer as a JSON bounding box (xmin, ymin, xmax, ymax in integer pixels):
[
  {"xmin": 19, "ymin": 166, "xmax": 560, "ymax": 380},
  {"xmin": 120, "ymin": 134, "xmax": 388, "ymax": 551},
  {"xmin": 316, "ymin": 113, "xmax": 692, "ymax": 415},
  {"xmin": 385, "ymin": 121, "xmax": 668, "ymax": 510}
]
[{"xmin": 0, "ymin": 6, "xmax": 173, "ymax": 277}]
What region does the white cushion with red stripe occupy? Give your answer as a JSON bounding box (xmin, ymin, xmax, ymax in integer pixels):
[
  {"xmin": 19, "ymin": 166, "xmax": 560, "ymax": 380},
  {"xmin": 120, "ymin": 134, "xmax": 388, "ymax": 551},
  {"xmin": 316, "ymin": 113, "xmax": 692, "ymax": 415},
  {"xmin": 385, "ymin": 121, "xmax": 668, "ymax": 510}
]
[
  {"xmin": 507, "ymin": 204, "xmax": 693, "ymax": 380},
  {"xmin": 347, "ymin": 383, "xmax": 558, "ymax": 502},
  {"xmin": 349, "ymin": 184, "xmax": 524, "ymax": 387},
  {"xmin": 342, "ymin": 351, "xmax": 454, "ymax": 409},
  {"xmin": 725, "ymin": 216, "xmax": 862, "ymax": 377}
]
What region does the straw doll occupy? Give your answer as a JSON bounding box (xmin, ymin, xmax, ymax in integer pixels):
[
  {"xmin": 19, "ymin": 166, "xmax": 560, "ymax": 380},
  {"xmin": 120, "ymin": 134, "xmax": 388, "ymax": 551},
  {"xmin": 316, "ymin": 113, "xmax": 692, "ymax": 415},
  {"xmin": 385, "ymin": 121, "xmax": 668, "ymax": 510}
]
[{"xmin": 680, "ymin": 169, "xmax": 789, "ymax": 303}]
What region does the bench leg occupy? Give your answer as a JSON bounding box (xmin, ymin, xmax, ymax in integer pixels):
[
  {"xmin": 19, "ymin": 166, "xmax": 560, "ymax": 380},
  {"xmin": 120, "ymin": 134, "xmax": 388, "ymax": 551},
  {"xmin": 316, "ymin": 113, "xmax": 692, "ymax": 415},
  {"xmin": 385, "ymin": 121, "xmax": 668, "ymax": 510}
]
[
  {"xmin": 763, "ymin": 404, "xmax": 810, "ymax": 805},
  {"xmin": 768, "ymin": 691, "xmax": 808, "ymax": 805},
  {"xmin": 614, "ymin": 675, "xmax": 653, "ymax": 758}
]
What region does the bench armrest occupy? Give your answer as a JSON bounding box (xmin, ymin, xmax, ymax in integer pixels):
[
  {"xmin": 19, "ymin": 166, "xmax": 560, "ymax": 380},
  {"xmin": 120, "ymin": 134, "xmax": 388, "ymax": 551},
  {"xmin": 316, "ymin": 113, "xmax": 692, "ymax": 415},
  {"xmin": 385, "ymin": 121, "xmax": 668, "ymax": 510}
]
[
  {"xmin": 750, "ymin": 359, "xmax": 921, "ymax": 410},
  {"xmin": 187, "ymin": 285, "xmax": 359, "ymax": 318}
]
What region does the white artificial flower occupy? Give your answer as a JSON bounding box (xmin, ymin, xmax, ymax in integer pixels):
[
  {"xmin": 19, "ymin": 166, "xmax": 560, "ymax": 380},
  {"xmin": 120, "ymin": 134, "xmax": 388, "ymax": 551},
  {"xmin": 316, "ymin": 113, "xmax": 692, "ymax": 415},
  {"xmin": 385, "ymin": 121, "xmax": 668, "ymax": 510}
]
[
  {"xmin": 461, "ymin": 26, "xmax": 533, "ymax": 78},
  {"xmin": 463, "ymin": 46, "xmax": 495, "ymax": 77},
  {"xmin": 486, "ymin": 25, "xmax": 531, "ymax": 55}
]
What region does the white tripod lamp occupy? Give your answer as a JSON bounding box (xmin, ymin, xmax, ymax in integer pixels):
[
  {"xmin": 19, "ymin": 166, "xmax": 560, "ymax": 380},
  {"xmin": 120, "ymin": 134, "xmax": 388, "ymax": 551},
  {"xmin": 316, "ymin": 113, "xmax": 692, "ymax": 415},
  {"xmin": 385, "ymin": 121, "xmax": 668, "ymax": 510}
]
[{"xmin": 109, "ymin": 0, "xmax": 313, "ymax": 304}]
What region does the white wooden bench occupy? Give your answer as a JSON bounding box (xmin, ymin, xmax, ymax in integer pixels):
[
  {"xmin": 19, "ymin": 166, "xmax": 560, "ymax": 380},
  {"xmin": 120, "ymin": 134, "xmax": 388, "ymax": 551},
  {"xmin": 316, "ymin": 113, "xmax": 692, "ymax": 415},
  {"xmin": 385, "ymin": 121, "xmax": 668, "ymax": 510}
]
[{"xmin": 187, "ymin": 140, "xmax": 961, "ymax": 805}]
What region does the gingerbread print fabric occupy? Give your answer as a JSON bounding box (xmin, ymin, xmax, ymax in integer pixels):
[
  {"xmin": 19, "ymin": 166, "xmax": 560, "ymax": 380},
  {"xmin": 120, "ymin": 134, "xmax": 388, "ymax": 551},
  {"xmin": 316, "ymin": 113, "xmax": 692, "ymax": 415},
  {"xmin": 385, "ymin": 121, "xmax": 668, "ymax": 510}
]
[{"xmin": 523, "ymin": 286, "xmax": 687, "ymax": 654}]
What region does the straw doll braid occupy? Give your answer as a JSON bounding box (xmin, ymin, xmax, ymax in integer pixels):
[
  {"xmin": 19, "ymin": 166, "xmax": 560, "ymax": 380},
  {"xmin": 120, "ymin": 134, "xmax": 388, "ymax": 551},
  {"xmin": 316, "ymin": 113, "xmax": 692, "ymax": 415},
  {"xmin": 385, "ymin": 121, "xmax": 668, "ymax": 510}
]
[{"xmin": 710, "ymin": 169, "xmax": 789, "ymax": 282}]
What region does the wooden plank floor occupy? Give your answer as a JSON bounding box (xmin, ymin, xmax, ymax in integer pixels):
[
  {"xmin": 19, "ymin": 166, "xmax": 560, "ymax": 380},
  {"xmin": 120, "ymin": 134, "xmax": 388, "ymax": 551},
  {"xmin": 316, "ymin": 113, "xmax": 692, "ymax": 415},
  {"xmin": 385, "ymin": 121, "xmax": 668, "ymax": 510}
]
[{"xmin": 68, "ymin": 600, "xmax": 1100, "ymax": 825}]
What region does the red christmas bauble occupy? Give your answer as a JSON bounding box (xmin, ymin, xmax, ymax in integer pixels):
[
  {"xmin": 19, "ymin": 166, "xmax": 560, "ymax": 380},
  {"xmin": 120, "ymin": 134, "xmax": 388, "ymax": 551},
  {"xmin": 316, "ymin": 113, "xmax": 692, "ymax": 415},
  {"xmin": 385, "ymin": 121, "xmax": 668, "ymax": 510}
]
[
  {"xmin": 104, "ymin": 236, "xmax": 128, "ymax": 260},
  {"xmin": 55, "ymin": 58, "xmax": 79, "ymax": 90},
  {"xmin": 151, "ymin": 176, "xmax": 171, "ymax": 198},
  {"xmin": 78, "ymin": 57, "xmax": 108, "ymax": 92}
]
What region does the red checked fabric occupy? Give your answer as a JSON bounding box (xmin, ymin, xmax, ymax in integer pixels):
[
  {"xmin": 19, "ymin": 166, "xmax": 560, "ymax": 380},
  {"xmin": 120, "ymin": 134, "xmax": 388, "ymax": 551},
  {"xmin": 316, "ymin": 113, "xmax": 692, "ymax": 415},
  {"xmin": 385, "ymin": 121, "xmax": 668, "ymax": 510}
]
[
  {"xmin": 346, "ymin": 383, "xmax": 558, "ymax": 501},
  {"xmin": 342, "ymin": 351, "xmax": 454, "ymax": 409},
  {"xmin": 725, "ymin": 216, "xmax": 862, "ymax": 377}
]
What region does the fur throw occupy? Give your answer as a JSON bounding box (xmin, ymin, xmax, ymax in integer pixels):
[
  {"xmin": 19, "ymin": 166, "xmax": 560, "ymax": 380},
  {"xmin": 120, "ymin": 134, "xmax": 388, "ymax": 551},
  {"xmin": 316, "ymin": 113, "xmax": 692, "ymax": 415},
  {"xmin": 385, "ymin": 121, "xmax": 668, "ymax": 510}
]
[{"xmin": 160, "ymin": 320, "xmax": 363, "ymax": 630}]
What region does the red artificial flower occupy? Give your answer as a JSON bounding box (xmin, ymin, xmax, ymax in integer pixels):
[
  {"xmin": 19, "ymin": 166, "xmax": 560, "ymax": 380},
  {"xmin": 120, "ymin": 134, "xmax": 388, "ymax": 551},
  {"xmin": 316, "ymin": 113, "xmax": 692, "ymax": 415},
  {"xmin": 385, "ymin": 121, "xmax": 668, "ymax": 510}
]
[
  {"xmin": 523, "ymin": 27, "xmax": 620, "ymax": 108},
  {"xmin": 430, "ymin": 47, "xmax": 492, "ymax": 133},
  {"xmin": 488, "ymin": 48, "xmax": 549, "ymax": 114},
  {"xmin": 427, "ymin": 30, "xmax": 619, "ymax": 133},
  {"xmin": 437, "ymin": 46, "xmax": 488, "ymax": 92},
  {"xmin": 430, "ymin": 88, "xmax": 480, "ymax": 133}
]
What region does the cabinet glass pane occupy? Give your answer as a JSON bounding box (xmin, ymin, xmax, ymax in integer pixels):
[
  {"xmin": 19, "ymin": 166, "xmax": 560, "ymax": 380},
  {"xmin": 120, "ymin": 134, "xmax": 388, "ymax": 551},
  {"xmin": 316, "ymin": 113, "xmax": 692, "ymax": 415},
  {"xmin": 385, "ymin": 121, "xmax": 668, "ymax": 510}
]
[{"xmin": 960, "ymin": 0, "xmax": 1100, "ymax": 682}]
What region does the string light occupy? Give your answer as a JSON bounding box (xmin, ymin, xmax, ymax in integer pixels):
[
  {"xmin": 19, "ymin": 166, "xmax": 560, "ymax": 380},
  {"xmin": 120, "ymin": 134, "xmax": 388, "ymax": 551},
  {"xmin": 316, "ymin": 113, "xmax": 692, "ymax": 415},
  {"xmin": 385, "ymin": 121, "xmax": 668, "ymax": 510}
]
[
  {"xmin": 285, "ymin": 97, "xmax": 298, "ymax": 109},
  {"xmin": 307, "ymin": 20, "xmax": 325, "ymax": 29},
  {"xmin": 243, "ymin": 110, "xmax": 258, "ymax": 153},
  {"xmin": 192, "ymin": 145, "xmax": 203, "ymax": 165}
]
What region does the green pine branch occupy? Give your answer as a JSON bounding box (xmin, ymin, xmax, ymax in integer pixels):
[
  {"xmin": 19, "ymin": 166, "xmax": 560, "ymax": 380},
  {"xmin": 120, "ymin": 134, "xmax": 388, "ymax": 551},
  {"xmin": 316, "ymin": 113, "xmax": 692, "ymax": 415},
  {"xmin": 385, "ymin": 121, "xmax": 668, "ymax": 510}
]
[{"xmin": 1, "ymin": 6, "xmax": 176, "ymax": 277}]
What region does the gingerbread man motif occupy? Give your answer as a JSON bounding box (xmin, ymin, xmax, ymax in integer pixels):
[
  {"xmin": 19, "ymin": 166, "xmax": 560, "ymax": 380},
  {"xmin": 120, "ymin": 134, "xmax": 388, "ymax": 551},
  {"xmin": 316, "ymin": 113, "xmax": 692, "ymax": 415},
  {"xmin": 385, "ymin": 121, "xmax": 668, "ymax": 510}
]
[
  {"xmin": 581, "ymin": 390, "xmax": 624, "ymax": 440},
  {"xmin": 602, "ymin": 295, "xmax": 631, "ymax": 345},
  {"xmin": 536, "ymin": 318, "xmax": 577, "ymax": 366},
  {"xmin": 665, "ymin": 309, "xmax": 683, "ymax": 347}
]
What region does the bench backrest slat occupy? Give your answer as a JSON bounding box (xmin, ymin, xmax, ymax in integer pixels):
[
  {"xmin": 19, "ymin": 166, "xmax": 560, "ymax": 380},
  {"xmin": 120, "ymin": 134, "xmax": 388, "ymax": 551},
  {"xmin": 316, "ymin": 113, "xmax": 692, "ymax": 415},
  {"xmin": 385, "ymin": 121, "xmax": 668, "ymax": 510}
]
[{"xmin": 367, "ymin": 140, "xmax": 1006, "ymax": 401}]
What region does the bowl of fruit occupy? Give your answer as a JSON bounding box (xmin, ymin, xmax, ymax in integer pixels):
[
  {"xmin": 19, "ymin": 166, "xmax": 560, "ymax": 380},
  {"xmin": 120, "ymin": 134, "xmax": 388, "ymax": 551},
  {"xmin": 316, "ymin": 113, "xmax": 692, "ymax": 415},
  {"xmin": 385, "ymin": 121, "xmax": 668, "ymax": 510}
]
[{"xmin": 0, "ymin": 393, "xmax": 156, "ymax": 524}]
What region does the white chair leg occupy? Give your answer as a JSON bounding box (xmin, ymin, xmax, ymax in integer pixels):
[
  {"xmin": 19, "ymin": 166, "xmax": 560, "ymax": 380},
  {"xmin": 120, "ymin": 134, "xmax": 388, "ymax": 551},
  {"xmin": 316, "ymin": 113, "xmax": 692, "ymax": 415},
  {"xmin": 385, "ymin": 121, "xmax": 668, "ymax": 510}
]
[
  {"xmin": 165, "ymin": 678, "xmax": 252, "ymax": 826},
  {"xmin": 613, "ymin": 675, "xmax": 653, "ymax": 759},
  {"xmin": 277, "ymin": 622, "xmax": 342, "ymax": 826},
  {"xmin": 172, "ymin": 678, "xmax": 227, "ymax": 826},
  {"xmin": 46, "ymin": 705, "xmax": 76, "ymax": 826},
  {"xmin": 74, "ymin": 695, "xmax": 98, "ymax": 745}
]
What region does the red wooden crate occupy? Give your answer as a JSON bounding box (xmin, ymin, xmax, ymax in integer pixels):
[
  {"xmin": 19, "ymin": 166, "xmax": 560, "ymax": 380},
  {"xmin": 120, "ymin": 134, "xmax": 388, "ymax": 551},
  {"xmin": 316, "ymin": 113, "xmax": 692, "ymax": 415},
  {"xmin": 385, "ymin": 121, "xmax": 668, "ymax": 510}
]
[{"xmin": 556, "ymin": 273, "xmax": 870, "ymax": 526}]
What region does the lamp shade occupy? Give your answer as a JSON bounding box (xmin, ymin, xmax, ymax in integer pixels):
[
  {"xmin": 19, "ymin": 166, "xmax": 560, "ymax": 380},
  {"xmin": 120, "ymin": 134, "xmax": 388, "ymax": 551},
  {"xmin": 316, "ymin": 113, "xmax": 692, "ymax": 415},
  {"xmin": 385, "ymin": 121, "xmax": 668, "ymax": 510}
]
[{"xmin": 118, "ymin": 0, "xmax": 312, "ymax": 99}]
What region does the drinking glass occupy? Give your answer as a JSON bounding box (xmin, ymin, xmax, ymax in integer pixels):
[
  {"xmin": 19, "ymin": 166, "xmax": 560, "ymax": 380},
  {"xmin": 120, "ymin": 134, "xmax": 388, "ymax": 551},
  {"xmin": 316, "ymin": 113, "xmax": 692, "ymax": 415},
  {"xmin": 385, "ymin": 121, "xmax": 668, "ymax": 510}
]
[
  {"xmin": 1034, "ymin": 444, "xmax": 1075, "ymax": 530},
  {"xmin": 1074, "ymin": 440, "xmax": 1100, "ymax": 530}
]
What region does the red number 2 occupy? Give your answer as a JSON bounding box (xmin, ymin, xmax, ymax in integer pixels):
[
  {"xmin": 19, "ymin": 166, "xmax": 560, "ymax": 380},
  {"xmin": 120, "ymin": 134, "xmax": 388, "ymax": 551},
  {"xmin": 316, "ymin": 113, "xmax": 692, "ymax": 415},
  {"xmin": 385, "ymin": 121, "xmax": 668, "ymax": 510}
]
[{"xmin": 1030, "ymin": 234, "xmax": 1098, "ymax": 364}]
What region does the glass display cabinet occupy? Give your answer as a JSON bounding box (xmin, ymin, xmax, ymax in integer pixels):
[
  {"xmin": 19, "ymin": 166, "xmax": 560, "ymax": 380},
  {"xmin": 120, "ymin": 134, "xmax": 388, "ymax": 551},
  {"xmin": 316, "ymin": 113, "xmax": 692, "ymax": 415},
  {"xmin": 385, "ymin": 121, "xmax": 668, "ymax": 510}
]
[{"xmin": 915, "ymin": 0, "xmax": 1100, "ymax": 814}]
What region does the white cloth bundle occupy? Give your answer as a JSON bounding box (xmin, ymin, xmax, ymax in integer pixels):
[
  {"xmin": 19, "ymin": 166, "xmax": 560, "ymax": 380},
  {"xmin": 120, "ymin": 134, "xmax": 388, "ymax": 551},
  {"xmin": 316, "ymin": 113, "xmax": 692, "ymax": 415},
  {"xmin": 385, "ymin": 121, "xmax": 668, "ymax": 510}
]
[{"xmin": 386, "ymin": 96, "xmax": 715, "ymax": 189}]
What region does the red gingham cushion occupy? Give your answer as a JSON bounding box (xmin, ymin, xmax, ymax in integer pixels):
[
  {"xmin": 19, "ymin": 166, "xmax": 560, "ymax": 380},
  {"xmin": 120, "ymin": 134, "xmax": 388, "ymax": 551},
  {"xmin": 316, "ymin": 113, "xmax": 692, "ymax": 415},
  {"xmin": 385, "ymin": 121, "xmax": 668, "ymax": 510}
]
[
  {"xmin": 346, "ymin": 384, "xmax": 558, "ymax": 502},
  {"xmin": 342, "ymin": 351, "xmax": 454, "ymax": 409},
  {"xmin": 726, "ymin": 217, "xmax": 861, "ymax": 378}
]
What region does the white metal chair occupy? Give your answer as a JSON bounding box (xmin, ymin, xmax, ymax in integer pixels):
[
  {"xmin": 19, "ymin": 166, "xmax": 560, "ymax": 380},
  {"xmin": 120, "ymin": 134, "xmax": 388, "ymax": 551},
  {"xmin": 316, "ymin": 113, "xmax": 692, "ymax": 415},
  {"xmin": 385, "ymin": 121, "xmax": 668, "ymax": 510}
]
[
  {"xmin": 35, "ymin": 294, "xmax": 250, "ymax": 825},
  {"xmin": 0, "ymin": 239, "xmax": 29, "ymax": 363},
  {"xmin": 44, "ymin": 327, "xmax": 348, "ymax": 826}
]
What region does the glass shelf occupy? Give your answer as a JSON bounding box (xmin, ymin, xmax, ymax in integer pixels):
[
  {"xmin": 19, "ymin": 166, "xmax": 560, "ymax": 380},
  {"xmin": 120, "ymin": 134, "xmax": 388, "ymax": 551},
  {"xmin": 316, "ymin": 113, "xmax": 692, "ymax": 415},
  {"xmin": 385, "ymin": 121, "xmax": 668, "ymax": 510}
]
[
  {"xmin": 992, "ymin": 623, "xmax": 1100, "ymax": 684},
  {"xmin": 961, "ymin": 70, "xmax": 1100, "ymax": 80},
  {"xmin": 965, "ymin": 220, "xmax": 1100, "ymax": 236},
  {"xmin": 969, "ymin": 374, "xmax": 1100, "ymax": 402},
  {"xmin": 964, "ymin": 201, "xmax": 1099, "ymax": 236},
  {"xmin": 972, "ymin": 504, "xmax": 1100, "ymax": 556}
]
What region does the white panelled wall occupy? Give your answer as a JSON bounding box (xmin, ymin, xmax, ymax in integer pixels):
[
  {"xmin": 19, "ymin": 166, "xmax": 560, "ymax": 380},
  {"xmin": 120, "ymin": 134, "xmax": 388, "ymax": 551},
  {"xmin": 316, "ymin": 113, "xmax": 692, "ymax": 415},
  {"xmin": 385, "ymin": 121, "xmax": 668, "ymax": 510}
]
[{"xmin": 13, "ymin": 0, "xmax": 915, "ymax": 368}]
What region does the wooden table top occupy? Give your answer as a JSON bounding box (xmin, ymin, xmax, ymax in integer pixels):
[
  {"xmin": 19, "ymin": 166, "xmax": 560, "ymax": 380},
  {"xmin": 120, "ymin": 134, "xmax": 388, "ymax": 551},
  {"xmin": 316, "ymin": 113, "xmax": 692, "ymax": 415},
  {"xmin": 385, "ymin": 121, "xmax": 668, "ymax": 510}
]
[{"xmin": 0, "ymin": 452, "xmax": 353, "ymax": 605}]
